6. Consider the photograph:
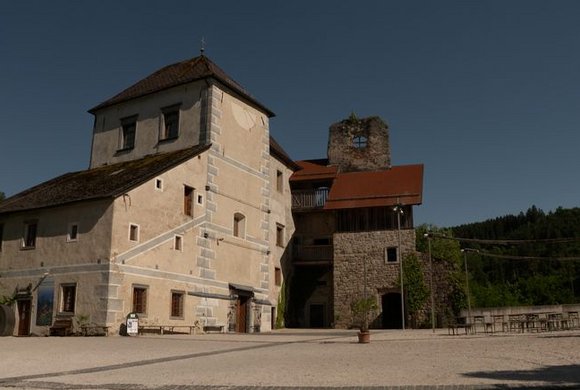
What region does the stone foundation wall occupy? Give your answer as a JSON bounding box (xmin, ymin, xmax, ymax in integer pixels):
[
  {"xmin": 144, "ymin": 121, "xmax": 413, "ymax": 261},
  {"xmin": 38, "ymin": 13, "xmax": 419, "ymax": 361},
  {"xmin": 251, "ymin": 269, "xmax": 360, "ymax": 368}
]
[{"xmin": 333, "ymin": 229, "xmax": 415, "ymax": 328}]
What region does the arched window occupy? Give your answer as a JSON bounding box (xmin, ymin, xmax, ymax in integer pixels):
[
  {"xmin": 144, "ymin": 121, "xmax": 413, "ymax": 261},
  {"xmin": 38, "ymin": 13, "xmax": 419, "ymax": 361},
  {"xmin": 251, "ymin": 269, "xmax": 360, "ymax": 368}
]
[
  {"xmin": 353, "ymin": 135, "xmax": 368, "ymax": 148},
  {"xmin": 233, "ymin": 213, "xmax": 246, "ymax": 238}
]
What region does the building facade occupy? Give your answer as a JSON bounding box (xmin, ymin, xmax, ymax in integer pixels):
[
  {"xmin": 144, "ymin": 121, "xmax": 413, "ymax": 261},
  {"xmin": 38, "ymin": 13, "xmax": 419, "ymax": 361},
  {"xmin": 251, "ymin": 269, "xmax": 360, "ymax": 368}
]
[
  {"xmin": 287, "ymin": 115, "xmax": 424, "ymax": 329},
  {"xmin": 0, "ymin": 55, "xmax": 296, "ymax": 336}
]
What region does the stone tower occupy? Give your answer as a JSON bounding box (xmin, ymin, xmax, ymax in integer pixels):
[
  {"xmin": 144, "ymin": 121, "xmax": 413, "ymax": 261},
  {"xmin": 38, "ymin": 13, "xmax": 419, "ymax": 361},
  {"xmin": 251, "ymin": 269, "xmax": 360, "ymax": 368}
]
[{"xmin": 327, "ymin": 115, "xmax": 391, "ymax": 173}]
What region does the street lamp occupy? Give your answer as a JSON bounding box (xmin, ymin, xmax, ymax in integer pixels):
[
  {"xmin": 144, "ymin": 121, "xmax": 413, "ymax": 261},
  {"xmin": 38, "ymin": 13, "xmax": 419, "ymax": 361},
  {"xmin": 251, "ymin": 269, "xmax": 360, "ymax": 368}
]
[
  {"xmin": 460, "ymin": 248, "xmax": 477, "ymax": 322},
  {"xmin": 424, "ymin": 232, "xmax": 435, "ymax": 332},
  {"xmin": 393, "ymin": 204, "xmax": 405, "ymax": 330}
]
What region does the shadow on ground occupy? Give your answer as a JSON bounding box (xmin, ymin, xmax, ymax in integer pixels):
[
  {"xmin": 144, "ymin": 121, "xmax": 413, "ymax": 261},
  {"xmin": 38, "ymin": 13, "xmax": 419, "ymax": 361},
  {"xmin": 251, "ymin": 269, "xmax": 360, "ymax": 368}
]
[{"xmin": 464, "ymin": 364, "xmax": 580, "ymax": 388}]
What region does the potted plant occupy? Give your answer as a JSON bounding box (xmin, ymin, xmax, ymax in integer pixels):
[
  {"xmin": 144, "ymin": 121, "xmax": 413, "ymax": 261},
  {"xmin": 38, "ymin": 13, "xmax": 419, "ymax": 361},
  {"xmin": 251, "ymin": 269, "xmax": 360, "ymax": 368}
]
[{"xmin": 351, "ymin": 297, "xmax": 377, "ymax": 343}]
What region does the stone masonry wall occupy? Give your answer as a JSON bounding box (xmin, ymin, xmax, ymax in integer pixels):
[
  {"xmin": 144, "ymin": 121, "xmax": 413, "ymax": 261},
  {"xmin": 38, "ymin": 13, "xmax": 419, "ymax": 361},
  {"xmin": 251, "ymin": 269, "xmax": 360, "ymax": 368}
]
[
  {"xmin": 327, "ymin": 116, "xmax": 391, "ymax": 173},
  {"xmin": 333, "ymin": 229, "xmax": 415, "ymax": 328}
]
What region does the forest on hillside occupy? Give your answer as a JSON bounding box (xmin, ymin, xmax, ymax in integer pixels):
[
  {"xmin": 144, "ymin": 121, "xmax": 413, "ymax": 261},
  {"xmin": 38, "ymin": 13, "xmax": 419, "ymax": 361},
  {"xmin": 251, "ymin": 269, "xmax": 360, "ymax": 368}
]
[{"xmin": 450, "ymin": 206, "xmax": 580, "ymax": 308}]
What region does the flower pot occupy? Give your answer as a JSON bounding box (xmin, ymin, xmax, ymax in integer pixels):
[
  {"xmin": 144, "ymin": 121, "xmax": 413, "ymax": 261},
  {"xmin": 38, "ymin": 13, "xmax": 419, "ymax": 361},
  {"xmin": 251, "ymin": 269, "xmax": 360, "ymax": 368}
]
[{"xmin": 357, "ymin": 330, "xmax": 370, "ymax": 343}]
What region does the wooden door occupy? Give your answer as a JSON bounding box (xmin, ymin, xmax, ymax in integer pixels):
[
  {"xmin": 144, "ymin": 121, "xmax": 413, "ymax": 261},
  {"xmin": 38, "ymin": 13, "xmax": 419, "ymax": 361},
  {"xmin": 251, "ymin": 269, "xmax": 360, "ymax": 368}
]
[
  {"xmin": 236, "ymin": 296, "xmax": 249, "ymax": 333},
  {"xmin": 17, "ymin": 299, "xmax": 31, "ymax": 336}
]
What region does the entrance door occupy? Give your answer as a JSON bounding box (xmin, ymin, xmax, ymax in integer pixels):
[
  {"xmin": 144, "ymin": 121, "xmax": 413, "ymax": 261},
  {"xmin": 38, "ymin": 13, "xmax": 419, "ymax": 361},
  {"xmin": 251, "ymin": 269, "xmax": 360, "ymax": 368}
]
[
  {"xmin": 17, "ymin": 299, "xmax": 32, "ymax": 336},
  {"xmin": 382, "ymin": 293, "xmax": 402, "ymax": 329},
  {"xmin": 309, "ymin": 304, "xmax": 324, "ymax": 328},
  {"xmin": 236, "ymin": 295, "xmax": 250, "ymax": 333}
]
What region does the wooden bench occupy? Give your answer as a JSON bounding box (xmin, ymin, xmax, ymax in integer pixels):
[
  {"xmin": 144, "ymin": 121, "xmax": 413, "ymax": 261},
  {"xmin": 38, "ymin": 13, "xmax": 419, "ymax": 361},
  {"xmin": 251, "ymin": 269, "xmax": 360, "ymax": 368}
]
[
  {"xmin": 49, "ymin": 317, "xmax": 73, "ymax": 336},
  {"xmin": 203, "ymin": 325, "xmax": 225, "ymax": 333},
  {"xmin": 138, "ymin": 325, "xmax": 199, "ymax": 335},
  {"xmin": 80, "ymin": 325, "xmax": 109, "ymax": 336}
]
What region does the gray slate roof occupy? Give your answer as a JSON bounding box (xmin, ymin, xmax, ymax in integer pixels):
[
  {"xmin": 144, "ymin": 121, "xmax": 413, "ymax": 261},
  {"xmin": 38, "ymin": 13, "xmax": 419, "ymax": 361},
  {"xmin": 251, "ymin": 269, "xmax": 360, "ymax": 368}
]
[{"xmin": 0, "ymin": 145, "xmax": 210, "ymax": 216}]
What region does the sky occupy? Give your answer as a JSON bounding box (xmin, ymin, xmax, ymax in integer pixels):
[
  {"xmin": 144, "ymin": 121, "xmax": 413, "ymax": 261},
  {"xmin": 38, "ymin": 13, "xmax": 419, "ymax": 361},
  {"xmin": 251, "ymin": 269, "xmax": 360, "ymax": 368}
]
[{"xmin": 1, "ymin": 1, "xmax": 579, "ymax": 227}]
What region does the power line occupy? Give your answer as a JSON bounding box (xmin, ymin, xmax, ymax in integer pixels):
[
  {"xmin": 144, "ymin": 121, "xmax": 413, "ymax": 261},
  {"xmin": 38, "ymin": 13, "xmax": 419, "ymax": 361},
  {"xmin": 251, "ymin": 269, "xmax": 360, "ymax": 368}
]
[
  {"xmin": 466, "ymin": 250, "xmax": 580, "ymax": 262},
  {"xmin": 427, "ymin": 232, "xmax": 580, "ymax": 245}
]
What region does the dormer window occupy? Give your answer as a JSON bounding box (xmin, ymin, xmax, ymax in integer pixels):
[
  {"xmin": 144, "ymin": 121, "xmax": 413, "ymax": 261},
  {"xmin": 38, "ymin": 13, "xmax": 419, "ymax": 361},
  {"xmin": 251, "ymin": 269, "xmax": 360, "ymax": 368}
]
[
  {"xmin": 161, "ymin": 104, "xmax": 181, "ymax": 141},
  {"xmin": 353, "ymin": 135, "xmax": 368, "ymax": 149}
]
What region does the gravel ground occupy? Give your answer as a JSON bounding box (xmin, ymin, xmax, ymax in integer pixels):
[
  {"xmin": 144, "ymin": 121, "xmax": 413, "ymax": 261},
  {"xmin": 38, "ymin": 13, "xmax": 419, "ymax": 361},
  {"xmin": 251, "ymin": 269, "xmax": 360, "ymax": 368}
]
[{"xmin": 1, "ymin": 328, "xmax": 579, "ymax": 389}]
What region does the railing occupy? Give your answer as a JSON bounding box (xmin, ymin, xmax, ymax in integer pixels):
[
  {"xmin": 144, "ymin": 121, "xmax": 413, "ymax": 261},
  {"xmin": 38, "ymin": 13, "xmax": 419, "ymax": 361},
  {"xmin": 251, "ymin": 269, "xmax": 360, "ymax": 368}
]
[
  {"xmin": 291, "ymin": 188, "xmax": 329, "ymax": 210},
  {"xmin": 294, "ymin": 245, "xmax": 333, "ymax": 263}
]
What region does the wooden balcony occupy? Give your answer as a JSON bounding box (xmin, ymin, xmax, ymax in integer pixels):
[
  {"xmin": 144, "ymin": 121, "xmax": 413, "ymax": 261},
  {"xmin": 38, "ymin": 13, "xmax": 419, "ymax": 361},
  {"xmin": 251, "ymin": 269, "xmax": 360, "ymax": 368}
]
[
  {"xmin": 291, "ymin": 188, "xmax": 329, "ymax": 210},
  {"xmin": 293, "ymin": 244, "xmax": 333, "ymax": 265}
]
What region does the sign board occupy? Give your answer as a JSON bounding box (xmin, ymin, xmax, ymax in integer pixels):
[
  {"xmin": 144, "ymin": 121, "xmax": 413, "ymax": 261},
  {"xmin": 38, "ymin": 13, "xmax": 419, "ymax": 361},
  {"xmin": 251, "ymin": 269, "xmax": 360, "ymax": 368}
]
[{"xmin": 126, "ymin": 313, "xmax": 139, "ymax": 336}]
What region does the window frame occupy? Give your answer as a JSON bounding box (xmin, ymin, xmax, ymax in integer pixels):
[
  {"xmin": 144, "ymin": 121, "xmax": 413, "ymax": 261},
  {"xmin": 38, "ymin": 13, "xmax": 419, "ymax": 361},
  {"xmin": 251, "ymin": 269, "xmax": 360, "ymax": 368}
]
[
  {"xmin": 276, "ymin": 170, "xmax": 283, "ymax": 193},
  {"xmin": 276, "ymin": 223, "xmax": 285, "ymax": 247},
  {"xmin": 120, "ymin": 115, "xmax": 138, "ymax": 151},
  {"xmin": 274, "ymin": 267, "xmax": 282, "ymax": 286},
  {"xmin": 129, "ymin": 224, "xmax": 140, "ymax": 242},
  {"xmin": 67, "ymin": 222, "xmax": 79, "ymax": 242},
  {"xmin": 170, "ymin": 290, "xmax": 185, "ymax": 319},
  {"xmin": 155, "ymin": 178, "xmax": 164, "ymax": 191},
  {"xmin": 353, "ymin": 135, "xmax": 368, "ymax": 149},
  {"xmin": 184, "ymin": 185, "xmax": 194, "ymax": 217},
  {"xmin": 233, "ymin": 213, "xmax": 246, "ymax": 238},
  {"xmin": 22, "ymin": 220, "xmax": 38, "ymax": 249},
  {"xmin": 60, "ymin": 283, "xmax": 77, "ymax": 314},
  {"xmin": 160, "ymin": 104, "xmax": 181, "ymax": 141},
  {"xmin": 386, "ymin": 247, "xmax": 398, "ymax": 263},
  {"xmin": 132, "ymin": 285, "xmax": 148, "ymax": 315},
  {"xmin": 174, "ymin": 235, "xmax": 183, "ymax": 251}
]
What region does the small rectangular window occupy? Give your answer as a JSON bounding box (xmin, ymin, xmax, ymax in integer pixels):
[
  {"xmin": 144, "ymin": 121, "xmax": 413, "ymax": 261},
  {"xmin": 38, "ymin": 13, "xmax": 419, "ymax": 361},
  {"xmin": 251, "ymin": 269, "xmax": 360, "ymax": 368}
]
[
  {"xmin": 174, "ymin": 235, "xmax": 183, "ymax": 251},
  {"xmin": 197, "ymin": 195, "xmax": 203, "ymax": 205},
  {"xmin": 233, "ymin": 213, "xmax": 245, "ymax": 238},
  {"xmin": 61, "ymin": 284, "xmax": 76, "ymax": 313},
  {"xmin": 276, "ymin": 224, "xmax": 285, "ymax": 247},
  {"xmin": 170, "ymin": 291, "xmax": 184, "ymax": 318},
  {"xmin": 121, "ymin": 120, "xmax": 137, "ymax": 150},
  {"xmin": 161, "ymin": 106, "xmax": 180, "ymax": 140},
  {"xmin": 386, "ymin": 247, "xmax": 398, "ymax": 263},
  {"xmin": 133, "ymin": 286, "xmax": 147, "ymax": 315},
  {"xmin": 129, "ymin": 224, "xmax": 139, "ymax": 242},
  {"xmin": 275, "ymin": 267, "xmax": 282, "ymax": 286},
  {"xmin": 155, "ymin": 178, "xmax": 163, "ymax": 191},
  {"xmin": 276, "ymin": 170, "xmax": 283, "ymax": 193},
  {"xmin": 184, "ymin": 186, "xmax": 194, "ymax": 216},
  {"xmin": 23, "ymin": 221, "xmax": 38, "ymax": 248},
  {"xmin": 67, "ymin": 223, "xmax": 79, "ymax": 242}
]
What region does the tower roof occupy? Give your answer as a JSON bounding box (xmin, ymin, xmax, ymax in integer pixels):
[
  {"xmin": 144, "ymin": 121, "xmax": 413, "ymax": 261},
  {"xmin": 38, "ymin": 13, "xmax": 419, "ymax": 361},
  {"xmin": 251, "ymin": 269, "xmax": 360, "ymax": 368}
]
[{"xmin": 89, "ymin": 55, "xmax": 274, "ymax": 116}]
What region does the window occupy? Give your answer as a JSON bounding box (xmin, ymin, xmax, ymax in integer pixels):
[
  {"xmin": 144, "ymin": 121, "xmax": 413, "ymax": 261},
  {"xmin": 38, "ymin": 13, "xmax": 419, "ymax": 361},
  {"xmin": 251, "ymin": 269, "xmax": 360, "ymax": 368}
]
[
  {"xmin": 61, "ymin": 284, "xmax": 76, "ymax": 313},
  {"xmin": 129, "ymin": 224, "xmax": 139, "ymax": 242},
  {"xmin": 275, "ymin": 267, "xmax": 282, "ymax": 286},
  {"xmin": 155, "ymin": 178, "xmax": 163, "ymax": 191},
  {"xmin": 197, "ymin": 195, "xmax": 203, "ymax": 205},
  {"xmin": 67, "ymin": 223, "xmax": 78, "ymax": 242},
  {"xmin": 276, "ymin": 170, "xmax": 283, "ymax": 193},
  {"xmin": 170, "ymin": 291, "xmax": 184, "ymax": 318},
  {"xmin": 233, "ymin": 213, "xmax": 245, "ymax": 238},
  {"xmin": 120, "ymin": 117, "xmax": 137, "ymax": 150},
  {"xmin": 386, "ymin": 247, "xmax": 398, "ymax": 263},
  {"xmin": 161, "ymin": 105, "xmax": 180, "ymax": 140},
  {"xmin": 184, "ymin": 186, "xmax": 194, "ymax": 216},
  {"xmin": 353, "ymin": 135, "xmax": 368, "ymax": 149},
  {"xmin": 22, "ymin": 221, "xmax": 37, "ymax": 248},
  {"xmin": 276, "ymin": 224, "xmax": 285, "ymax": 247},
  {"xmin": 174, "ymin": 235, "xmax": 183, "ymax": 251},
  {"xmin": 132, "ymin": 286, "xmax": 147, "ymax": 314}
]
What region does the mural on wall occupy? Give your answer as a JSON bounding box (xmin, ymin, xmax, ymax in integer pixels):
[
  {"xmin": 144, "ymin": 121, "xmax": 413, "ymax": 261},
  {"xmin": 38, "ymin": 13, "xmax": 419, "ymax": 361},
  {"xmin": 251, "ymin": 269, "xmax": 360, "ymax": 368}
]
[{"xmin": 35, "ymin": 279, "xmax": 54, "ymax": 326}]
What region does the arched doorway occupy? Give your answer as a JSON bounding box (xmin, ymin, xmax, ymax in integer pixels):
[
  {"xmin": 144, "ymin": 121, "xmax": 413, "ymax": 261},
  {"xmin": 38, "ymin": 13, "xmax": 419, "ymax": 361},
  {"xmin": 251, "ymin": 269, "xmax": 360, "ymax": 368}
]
[{"xmin": 381, "ymin": 292, "xmax": 402, "ymax": 329}]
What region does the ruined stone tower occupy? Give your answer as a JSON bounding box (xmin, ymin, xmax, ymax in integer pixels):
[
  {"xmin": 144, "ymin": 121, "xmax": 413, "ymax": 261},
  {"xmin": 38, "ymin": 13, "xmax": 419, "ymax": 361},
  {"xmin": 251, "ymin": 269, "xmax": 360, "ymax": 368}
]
[{"xmin": 327, "ymin": 115, "xmax": 391, "ymax": 173}]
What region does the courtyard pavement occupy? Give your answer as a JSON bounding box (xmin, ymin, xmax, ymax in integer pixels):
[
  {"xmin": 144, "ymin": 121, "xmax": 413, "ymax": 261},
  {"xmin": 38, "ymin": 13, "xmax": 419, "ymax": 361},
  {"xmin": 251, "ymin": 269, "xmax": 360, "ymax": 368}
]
[{"xmin": 1, "ymin": 328, "xmax": 579, "ymax": 390}]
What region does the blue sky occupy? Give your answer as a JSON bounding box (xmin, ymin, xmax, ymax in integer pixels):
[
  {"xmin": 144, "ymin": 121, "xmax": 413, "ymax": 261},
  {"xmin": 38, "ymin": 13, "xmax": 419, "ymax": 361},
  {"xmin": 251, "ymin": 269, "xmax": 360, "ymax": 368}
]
[{"xmin": 1, "ymin": 1, "xmax": 579, "ymax": 227}]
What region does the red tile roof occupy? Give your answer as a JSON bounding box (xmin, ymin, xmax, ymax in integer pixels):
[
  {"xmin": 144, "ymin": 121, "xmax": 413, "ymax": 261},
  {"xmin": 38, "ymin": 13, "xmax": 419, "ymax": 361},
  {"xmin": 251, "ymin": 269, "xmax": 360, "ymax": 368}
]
[
  {"xmin": 89, "ymin": 55, "xmax": 274, "ymax": 117},
  {"xmin": 324, "ymin": 164, "xmax": 423, "ymax": 209},
  {"xmin": 290, "ymin": 159, "xmax": 338, "ymax": 182}
]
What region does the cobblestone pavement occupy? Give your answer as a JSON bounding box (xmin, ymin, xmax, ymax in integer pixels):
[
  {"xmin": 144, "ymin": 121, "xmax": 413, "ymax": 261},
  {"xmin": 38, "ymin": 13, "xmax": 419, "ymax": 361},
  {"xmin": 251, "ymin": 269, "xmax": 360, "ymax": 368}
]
[{"xmin": 1, "ymin": 329, "xmax": 579, "ymax": 390}]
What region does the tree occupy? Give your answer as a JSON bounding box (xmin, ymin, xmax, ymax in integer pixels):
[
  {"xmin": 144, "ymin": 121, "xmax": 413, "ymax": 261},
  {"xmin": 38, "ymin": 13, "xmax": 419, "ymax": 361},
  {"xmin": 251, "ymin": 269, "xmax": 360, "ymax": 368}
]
[{"xmin": 402, "ymin": 253, "xmax": 429, "ymax": 327}]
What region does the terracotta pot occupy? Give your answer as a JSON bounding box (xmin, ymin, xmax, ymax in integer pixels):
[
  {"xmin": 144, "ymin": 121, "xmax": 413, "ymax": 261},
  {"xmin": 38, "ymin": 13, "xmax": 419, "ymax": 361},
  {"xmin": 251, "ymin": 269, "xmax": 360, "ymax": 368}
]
[{"xmin": 357, "ymin": 330, "xmax": 370, "ymax": 343}]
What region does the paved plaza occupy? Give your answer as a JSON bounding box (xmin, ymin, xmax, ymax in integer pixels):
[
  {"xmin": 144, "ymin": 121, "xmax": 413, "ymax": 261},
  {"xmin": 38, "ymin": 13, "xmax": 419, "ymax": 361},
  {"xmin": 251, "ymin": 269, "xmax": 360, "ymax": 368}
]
[{"xmin": 1, "ymin": 328, "xmax": 579, "ymax": 389}]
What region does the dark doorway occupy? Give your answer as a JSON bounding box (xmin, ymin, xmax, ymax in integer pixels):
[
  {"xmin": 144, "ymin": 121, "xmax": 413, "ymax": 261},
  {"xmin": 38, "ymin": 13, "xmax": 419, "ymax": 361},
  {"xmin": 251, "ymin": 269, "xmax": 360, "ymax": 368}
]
[
  {"xmin": 17, "ymin": 299, "xmax": 32, "ymax": 336},
  {"xmin": 271, "ymin": 307, "xmax": 276, "ymax": 330},
  {"xmin": 309, "ymin": 304, "xmax": 324, "ymax": 328},
  {"xmin": 382, "ymin": 293, "xmax": 402, "ymax": 329},
  {"xmin": 235, "ymin": 295, "xmax": 250, "ymax": 333}
]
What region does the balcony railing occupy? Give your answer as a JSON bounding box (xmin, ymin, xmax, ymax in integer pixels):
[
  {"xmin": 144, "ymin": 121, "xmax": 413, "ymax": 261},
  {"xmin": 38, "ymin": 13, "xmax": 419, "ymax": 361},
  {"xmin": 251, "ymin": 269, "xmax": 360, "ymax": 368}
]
[
  {"xmin": 293, "ymin": 244, "xmax": 333, "ymax": 263},
  {"xmin": 291, "ymin": 188, "xmax": 329, "ymax": 210}
]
